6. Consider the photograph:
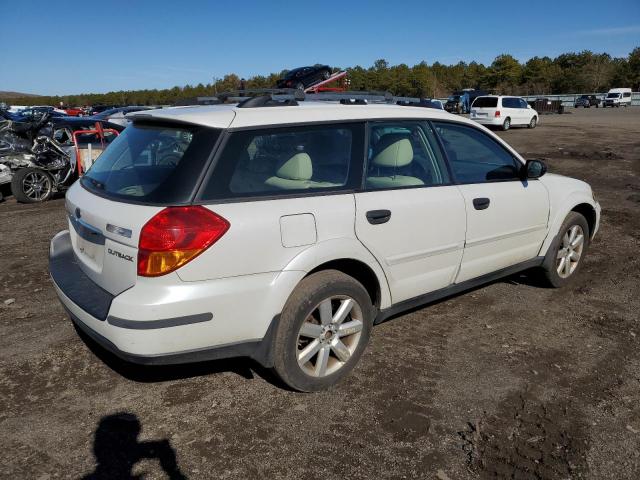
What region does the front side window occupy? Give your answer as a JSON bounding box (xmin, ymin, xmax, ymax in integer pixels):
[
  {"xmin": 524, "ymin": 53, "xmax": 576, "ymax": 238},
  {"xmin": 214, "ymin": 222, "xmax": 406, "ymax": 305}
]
[
  {"xmin": 433, "ymin": 122, "xmax": 521, "ymax": 183},
  {"xmin": 365, "ymin": 122, "xmax": 450, "ymax": 190},
  {"xmin": 607, "ymin": 93, "xmax": 620, "ymax": 98},
  {"xmin": 81, "ymin": 122, "xmax": 220, "ymax": 204},
  {"xmin": 200, "ymin": 123, "xmax": 364, "ymax": 200}
]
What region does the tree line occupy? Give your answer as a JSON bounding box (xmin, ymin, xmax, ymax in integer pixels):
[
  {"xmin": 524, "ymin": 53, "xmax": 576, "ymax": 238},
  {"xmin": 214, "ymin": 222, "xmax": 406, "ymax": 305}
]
[{"xmin": 3, "ymin": 48, "xmax": 638, "ymax": 107}]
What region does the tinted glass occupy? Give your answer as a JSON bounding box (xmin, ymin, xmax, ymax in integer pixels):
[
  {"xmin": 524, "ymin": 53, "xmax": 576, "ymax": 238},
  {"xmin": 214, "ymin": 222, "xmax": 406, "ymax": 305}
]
[
  {"xmin": 472, "ymin": 97, "xmax": 498, "ymax": 108},
  {"xmin": 502, "ymin": 97, "xmax": 521, "ymax": 108},
  {"xmin": 200, "ymin": 123, "xmax": 364, "ymax": 200},
  {"xmin": 81, "ymin": 122, "xmax": 219, "ymax": 204},
  {"xmin": 623, "ymin": 92, "xmax": 631, "ymax": 97},
  {"xmin": 365, "ymin": 122, "xmax": 450, "ymax": 189},
  {"xmin": 433, "ymin": 122, "xmax": 520, "ymax": 183},
  {"xmin": 519, "ymin": 99, "xmax": 529, "ymax": 108},
  {"xmin": 607, "ymin": 93, "xmax": 620, "ymax": 98}
]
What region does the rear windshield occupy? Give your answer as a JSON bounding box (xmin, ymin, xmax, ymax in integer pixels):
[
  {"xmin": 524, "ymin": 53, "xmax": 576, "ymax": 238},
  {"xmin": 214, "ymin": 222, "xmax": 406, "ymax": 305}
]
[
  {"xmin": 81, "ymin": 122, "xmax": 220, "ymax": 204},
  {"xmin": 472, "ymin": 97, "xmax": 498, "ymax": 108}
]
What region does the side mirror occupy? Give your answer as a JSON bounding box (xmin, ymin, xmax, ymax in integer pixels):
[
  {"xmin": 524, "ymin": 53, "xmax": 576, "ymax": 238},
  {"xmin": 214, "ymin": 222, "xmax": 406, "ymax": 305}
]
[{"xmin": 522, "ymin": 159, "xmax": 547, "ymax": 179}]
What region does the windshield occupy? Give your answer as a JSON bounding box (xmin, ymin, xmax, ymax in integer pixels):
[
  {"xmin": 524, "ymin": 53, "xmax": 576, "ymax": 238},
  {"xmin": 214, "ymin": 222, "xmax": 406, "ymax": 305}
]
[
  {"xmin": 81, "ymin": 122, "xmax": 220, "ymax": 204},
  {"xmin": 607, "ymin": 93, "xmax": 621, "ymax": 98},
  {"xmin": 448, "ymin": 95, "xmax": 460, "ymax": 101}
]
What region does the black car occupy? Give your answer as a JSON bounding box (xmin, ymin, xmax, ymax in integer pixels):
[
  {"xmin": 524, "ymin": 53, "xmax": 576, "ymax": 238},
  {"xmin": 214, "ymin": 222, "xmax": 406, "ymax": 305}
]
[
  {"xmin": 574, "ymin": 95, "xmax": 600, "ymax": 108},
  {"xmin": 276, "ymin": 65, "xmax": 332, "ymax": 90}
]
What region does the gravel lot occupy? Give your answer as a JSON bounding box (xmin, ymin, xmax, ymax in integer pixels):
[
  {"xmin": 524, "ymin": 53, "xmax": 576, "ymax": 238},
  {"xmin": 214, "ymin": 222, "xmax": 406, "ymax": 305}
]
[{"xmin": 1, "ymin": 107, "xmax": 639, "ymax": 479}]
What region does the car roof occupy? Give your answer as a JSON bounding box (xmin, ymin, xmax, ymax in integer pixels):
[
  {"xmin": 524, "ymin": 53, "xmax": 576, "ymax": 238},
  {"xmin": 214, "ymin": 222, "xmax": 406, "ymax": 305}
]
[{"xmin": 127, "ymin": 101, "xmax": 464, "ymax": 130}]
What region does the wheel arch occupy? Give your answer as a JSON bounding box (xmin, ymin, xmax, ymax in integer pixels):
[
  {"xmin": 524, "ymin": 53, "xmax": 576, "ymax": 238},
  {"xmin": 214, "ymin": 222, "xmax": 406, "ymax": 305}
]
[
  {"xmin": 571, "ymin": 202, "xmax": 597, "ymax": 239},
  {"xmin": 538, "ymin": 190, "xmax": 599, "ymax": 257},
  {"xmin": 307, "ymin": 259, "xmax": 382, "ymax": 309},
  {"xmin": 282, "ymin": 238, "xmax": 392, "ymax": 309}
]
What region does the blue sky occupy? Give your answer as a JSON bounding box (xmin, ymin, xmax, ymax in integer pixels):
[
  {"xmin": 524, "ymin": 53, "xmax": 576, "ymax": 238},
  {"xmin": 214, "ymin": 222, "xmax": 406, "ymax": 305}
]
[{"xmin": 1, "ymin": 0, "xmax": 638, "ymax": 95}]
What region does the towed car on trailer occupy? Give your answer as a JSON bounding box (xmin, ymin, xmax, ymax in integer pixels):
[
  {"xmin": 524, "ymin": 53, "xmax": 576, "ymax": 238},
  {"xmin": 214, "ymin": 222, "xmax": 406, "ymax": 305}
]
[{"xmin": 276, "ymin": 65, "xmax": 332, "ymax": 90}]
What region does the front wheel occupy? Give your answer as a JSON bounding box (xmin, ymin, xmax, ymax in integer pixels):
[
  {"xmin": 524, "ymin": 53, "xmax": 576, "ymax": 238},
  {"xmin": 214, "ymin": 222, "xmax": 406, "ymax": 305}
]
[
  {"xmin": 502, "ymin": 117, "xmax": 511, "ymax": 131},
  {"xmin": 11, "ymin": 167, "xmax": 53, "ymax": 203},
  {"xmin": 540, "ymin": 212, "xmax": 589, "ymax": 287},
  {"xmin": 272, "ymin": 270, "xmax": 374, "ymax": 392},
  {"xmin": 528, "ymin": 116, "xmax": 537, "ymax": 129}
]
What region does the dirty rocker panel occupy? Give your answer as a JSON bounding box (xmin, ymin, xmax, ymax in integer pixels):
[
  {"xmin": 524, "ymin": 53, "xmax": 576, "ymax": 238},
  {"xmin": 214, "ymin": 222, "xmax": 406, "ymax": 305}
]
[{"xmin": 374, "ymin": 257, "xmax": 544, "ymax": 324}]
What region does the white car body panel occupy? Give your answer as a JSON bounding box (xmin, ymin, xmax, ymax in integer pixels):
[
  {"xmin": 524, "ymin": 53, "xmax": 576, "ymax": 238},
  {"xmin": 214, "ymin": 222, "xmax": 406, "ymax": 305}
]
[
  {"xmin": 455, "ymin": 181, "xmax": 549, "ymax": 282},
  {"xmin": 50, "ymin": 101, "xmax": 600, "ymax": 364},
  {"xmin": 354, "ymin": 187, "xmax": 466, "ymax": 303}
]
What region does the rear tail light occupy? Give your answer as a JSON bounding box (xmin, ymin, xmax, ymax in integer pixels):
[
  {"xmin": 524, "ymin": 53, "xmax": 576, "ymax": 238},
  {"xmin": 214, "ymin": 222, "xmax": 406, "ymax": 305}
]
[
  {"xmin": 495, "ymin": 110, "xmax": 501, "ymax": 117},
  {"xmin": 138, "ymin": 206, "xmax": 229, "ymax": 277}
]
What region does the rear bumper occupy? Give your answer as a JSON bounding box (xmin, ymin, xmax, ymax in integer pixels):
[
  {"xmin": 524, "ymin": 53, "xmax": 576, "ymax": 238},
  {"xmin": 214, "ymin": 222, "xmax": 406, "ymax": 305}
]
[
  {"xmin": 49, "ymin": 230, "xmax": 302, "ymax": 367},
  {"xmin": 471, "ymin": 116, "xmax": 503, "ymax": 126}
]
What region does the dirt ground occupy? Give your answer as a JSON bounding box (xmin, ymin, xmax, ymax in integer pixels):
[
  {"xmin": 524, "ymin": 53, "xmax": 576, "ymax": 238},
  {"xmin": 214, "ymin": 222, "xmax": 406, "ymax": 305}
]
[{"xmin": 1, "ymin": 107, "xmax": 639, "ymax": 480}]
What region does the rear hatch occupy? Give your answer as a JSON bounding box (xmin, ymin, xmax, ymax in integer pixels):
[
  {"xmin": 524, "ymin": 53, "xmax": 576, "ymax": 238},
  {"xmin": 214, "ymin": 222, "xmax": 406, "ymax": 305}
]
[
  {"xmin": 67, "ymin": 120, "xmax": 221, "ymax": 295},
  {"xmin": 470, "ymin": 97, "xmax": 498, "ymax": 118}
]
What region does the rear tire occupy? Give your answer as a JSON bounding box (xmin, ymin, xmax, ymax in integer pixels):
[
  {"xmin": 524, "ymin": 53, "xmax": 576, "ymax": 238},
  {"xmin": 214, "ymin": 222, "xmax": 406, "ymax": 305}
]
[
  {"xmin": 11, "ymin": 168, "xmax": 53, "ymax": 203},
  {"xmin": 272, "ymin": 270, "xmax": 374, "ymax": 392},
  {"xmin": 540, "ymin": 212, "xmax": 589, "ymax": 288},
  {"xmin": 502, "ymin": 117, "xmax": 511, "ymax": 131}
]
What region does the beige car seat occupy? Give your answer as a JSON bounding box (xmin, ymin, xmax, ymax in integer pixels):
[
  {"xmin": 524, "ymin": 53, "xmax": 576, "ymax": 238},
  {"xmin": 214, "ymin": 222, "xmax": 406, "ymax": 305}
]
[{"xmin": 366, "ymin": 134, "xmax": 425, "ymax": 189}]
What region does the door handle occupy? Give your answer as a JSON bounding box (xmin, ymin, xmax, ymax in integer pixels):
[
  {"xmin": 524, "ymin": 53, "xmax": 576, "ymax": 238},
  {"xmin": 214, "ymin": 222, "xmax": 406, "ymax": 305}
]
[
  {"xmin": 366, "ymin": 209, "xmax": 392, "ymax": 225},
  {"xmin": 473, "ymin": 198, "xmax": 490, "ymax": 210}
]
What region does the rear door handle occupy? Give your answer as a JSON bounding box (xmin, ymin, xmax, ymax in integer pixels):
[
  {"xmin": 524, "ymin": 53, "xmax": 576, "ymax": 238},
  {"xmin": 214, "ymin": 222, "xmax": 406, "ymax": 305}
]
[
  {"xmin": 366, "ymin": 209, "xmax": 392, "ymax": 225},
  {"xmin": 473, "ymin": 198, "xmax": 490, "ymax": 210}
]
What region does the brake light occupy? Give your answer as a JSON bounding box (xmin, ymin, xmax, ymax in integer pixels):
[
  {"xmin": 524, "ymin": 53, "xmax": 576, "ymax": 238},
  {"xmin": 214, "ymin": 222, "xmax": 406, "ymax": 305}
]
[
  {"xmin": 138, "ymin": 206, "xmax": 229, "ymax": 277},
  {"xmin": 495, "ymin": 110, "xmax": 501, "ymax": 117}
]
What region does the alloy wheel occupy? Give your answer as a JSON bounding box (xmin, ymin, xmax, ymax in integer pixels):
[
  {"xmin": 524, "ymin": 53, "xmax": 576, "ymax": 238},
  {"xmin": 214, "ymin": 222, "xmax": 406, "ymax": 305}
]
[
  {"xmin": 556, "ymin": 225, "xmax": 584, "ymax": 278},
  {"xmin": 296, "ymin": 295, "xmax": 364, "ymax": 377},
  {"xmin": 22, "ymin": 171, "xmax": 52, "ymax": 201}
]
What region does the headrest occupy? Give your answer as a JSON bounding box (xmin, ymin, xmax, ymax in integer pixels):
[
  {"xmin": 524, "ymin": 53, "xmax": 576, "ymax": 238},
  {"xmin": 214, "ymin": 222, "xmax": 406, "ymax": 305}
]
[
  {"xmin": 372, "ymin": 134, "xmax": 413, "ymax": 168},
  {"xmin": 276, "ymin": 152, "xmax": 312, "ymax": 180}
]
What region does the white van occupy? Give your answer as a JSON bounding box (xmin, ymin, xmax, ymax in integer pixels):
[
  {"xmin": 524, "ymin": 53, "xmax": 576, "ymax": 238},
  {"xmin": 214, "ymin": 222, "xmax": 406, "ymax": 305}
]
[{"xmin": 603, "ymin": 88, "xmax": 632, "ymax": 107}]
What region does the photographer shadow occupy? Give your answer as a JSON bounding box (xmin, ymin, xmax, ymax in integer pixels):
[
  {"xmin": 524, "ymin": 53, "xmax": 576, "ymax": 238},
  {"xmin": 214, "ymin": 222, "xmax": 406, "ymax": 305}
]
[{"xmin": 81, "ymin": 412, "xmax": 188, "ymax": 480}]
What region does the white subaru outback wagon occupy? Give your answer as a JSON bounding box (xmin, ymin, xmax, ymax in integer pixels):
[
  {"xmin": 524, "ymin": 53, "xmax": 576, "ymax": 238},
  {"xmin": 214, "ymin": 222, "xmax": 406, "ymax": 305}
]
[{"xmin": 50, "ymin": 93, "xmax": 600, "ymax": 391}]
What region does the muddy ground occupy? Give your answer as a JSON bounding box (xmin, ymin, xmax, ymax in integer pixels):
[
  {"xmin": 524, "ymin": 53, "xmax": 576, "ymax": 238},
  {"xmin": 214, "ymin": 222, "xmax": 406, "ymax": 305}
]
[{"xmin": 1, "ymin": 107, "xmax": 639, "ymax": 479}]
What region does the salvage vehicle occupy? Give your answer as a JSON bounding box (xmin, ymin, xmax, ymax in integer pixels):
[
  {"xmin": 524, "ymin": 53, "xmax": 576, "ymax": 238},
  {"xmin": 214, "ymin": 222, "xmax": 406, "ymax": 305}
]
[
  {"xmin": 527, "ymin": 97, "xmax": 564, "ymax": 114},
  {"xmin": 0, "ymin": 113, "xmax": 122, "ymax": 202},
  {"xmin": 470, "ymin": 96, "xmax": 539, "ymax": 130},
  {"xmin": 603, "ymin": 88, "xmax": 632, "ymax": 107},
  {"xmin": 444, "ymin": 89, "xmax": 487, "ymax": 114},
  {"xmin": 49, "ymin": 92, "xmax": 600, "ymax": 392},
  {"xmin": 574, "ymin": 95, "xmax": 600, "ymax": 108},
  {"xmin": 276, "ymin": 65, "xmax": 332, "ymax": 90}
]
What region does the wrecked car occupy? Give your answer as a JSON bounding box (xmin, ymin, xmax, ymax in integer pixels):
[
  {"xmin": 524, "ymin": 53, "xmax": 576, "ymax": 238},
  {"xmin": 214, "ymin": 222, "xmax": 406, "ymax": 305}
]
[{"xmin": 0, "ymin": 111, "xmax": 123, "ymax": 203}]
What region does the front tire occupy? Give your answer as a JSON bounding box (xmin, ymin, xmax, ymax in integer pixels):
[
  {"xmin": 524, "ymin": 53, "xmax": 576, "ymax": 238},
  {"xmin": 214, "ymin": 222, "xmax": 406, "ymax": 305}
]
[
  {"xmin": 272, "ymin": 270, "xmax": 374, "ymax": 392},
  {"xmin": 528, "ymin": 116, "xmax": 537, "ymax": 129},
  {"xmin": 540, "ymin": 212, "xmax": 589, "ymax": 288},
  {"xmin": 11, "ymin": 168, "xmax": 53, "ymax": 203}
]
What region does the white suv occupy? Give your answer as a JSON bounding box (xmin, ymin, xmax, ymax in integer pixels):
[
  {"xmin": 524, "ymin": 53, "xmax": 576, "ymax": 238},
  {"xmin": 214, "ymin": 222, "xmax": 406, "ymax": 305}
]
[
  {"xmin": 470, "ymin": 95, "xmax": 538, "ymax": 130},
  {"xmin": 49, "ymin": 94, "xmax": 600, "ymax": 391}
]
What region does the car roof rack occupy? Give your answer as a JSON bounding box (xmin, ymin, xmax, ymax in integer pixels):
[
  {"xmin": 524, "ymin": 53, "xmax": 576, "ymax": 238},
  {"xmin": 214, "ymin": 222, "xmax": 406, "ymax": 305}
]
[{"xmin": 175, "ymin": 90, "xmax": 442, "ymax": 109}]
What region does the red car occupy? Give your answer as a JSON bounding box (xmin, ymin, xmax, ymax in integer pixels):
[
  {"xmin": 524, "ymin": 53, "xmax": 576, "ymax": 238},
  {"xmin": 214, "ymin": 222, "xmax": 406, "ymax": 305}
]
[{"xmin": 64, "ymin": 107, "xmax": 85, "ymax": 117}]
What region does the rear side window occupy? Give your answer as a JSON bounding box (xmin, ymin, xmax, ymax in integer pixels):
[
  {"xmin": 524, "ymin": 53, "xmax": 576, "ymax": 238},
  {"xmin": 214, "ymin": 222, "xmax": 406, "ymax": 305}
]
[
  {"xmin": 81, "ymin": 122, "xmax": 220, "ymax": 204},
  {"xmin": 200, "ymin": 123, "xmax": 364, "ymax": 200},
  {"xmin": 502, "ymin": 97, "xmax": 521, "ymax": 108},
  {"xmin": 433, "ymin": 122, "xmax": 521, "ymax": 183},
  {"xmin": 472, "ymin": 97, "xmax": 498, "ymax": 108}
]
